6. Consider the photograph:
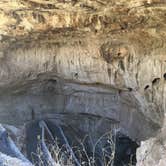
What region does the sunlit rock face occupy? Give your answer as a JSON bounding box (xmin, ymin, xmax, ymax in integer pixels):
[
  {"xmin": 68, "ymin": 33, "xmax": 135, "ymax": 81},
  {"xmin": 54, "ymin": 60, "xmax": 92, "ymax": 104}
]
[
  {"xmin": 137, "ymin": 116, "xmax": 166, "ymax": 166},
  {"xmin": 0, "ymin": 0, "xmax": 166, "ymax": 165}
]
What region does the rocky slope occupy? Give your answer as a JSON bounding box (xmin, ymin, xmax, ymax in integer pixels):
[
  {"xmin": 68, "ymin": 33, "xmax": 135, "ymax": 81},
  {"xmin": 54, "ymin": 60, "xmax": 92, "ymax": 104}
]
[{"xmin": 0, "ymin": 0, "xmax": 166, "ymax": 165}]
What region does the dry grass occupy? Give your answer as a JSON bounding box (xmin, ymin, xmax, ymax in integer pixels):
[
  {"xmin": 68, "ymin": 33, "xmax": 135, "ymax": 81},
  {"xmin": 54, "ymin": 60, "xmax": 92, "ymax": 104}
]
[{"xmin": 31, "ymin": 130, "xmax": 117, "ymax": 166}]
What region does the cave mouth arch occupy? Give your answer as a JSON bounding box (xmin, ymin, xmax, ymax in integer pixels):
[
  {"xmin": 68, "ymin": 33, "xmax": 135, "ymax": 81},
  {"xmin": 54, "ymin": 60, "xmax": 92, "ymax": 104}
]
[
  {"xmin": 25, "ymin": 116, "xmax": 139, "ymax": 166},
  {"xmin": 0, "ymin": 74, "xmax": 161, "ymax": 166},
  {"xmin": 0, "ymin": 75, "xmax": 160, "ymax": 140}
]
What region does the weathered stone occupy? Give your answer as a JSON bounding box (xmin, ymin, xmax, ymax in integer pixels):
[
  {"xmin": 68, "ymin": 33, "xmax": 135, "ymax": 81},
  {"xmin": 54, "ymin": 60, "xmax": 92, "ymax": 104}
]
[
  {"xmin": 0, "ymin": 0, "xmax": 165, "ymax": 165},
  {"xmin": 137, "ymin": 116, "xmax": 166, "ymax": 166},
  {"xmin": 0, "ymin": 153, "xmax": 32, "ymax": 166}
]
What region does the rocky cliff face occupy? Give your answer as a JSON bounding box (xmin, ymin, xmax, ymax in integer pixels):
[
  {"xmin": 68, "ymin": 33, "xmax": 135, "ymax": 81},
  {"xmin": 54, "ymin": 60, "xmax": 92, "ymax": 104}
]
[{"xmin": 0, "ymin": 0, "xmax": 166, "ymax": 165}]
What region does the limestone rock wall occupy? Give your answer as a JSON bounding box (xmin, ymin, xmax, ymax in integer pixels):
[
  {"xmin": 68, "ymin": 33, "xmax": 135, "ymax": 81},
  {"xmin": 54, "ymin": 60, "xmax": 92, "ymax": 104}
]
[
  {"xmin": 0, "ymin": 38, "xmax": 165, "ymax": 141},
  {"xmin": 137, "ymin": 116, "xmax": 166, "ymax": 166},
  {"xmin": 0, "ymin": 0, "xmax": 166, "ymax": 165}
]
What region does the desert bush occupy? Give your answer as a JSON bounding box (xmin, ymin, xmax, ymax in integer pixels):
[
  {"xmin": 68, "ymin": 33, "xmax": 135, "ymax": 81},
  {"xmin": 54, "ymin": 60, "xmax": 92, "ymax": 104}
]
[{"xmin": 31, "ymin": 130, "xmax": 117, "ymax": 166}]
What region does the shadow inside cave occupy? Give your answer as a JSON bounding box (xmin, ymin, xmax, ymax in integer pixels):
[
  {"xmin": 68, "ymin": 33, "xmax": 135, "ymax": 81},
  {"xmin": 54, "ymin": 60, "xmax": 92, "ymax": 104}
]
[{"xmin": 25, "ymin": 115, "xmax": 139, "ymax": 166}]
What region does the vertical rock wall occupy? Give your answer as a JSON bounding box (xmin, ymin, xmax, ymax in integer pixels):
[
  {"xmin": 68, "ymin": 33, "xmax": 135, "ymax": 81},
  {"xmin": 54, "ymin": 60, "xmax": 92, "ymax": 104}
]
[{"xmin": 0, "ymin": 0, "xmax": 166, "ymax": 165}]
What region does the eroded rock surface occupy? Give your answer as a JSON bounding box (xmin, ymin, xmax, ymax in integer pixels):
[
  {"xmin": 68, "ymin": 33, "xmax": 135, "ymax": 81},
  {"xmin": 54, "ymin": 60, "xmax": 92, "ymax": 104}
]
[
  {"xmin": 0, "ymin": 0, "xmax": 166, "ymax": 165},
  {"xmin": 137, "ymin": 115, "xmax": 166, "ymax": 166},
  {"xmin": 0, "ymin": 153, "xmax": 32, "ymax": 166}
]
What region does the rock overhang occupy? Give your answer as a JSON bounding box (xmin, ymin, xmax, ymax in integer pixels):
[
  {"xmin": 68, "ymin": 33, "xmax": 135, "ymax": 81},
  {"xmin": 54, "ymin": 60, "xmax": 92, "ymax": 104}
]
[{"xmin": 0, "ymin": 0, "xmax": 165, "ymax": 143}]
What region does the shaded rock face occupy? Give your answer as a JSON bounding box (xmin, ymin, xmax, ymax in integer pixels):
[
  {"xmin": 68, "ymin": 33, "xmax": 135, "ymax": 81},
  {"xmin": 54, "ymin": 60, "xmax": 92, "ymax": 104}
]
[
  {"xmin": 0, "ymin": 0, "xmax": 166, "ymax": 165},
  {"xmin": 0, "ymin": 39, "xmax": 165, "ymax": 141},
  {"xmin": 25, "ymin": 119, "xmax": 117, "ymax": 165},
  {"xmin": 25, "ymin": 120, "xmax": 139, "ymax": 166}
]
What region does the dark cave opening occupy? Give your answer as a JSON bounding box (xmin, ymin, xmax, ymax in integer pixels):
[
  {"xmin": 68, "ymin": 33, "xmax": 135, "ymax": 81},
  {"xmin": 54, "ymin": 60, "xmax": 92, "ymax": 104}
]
[
  {"xmin": 25, "ymin": 118, "xmax": 139, "ymax": 166},
  {"xmin": 0, "ymin": 78, "xmax": 143, "ymax": 166},
  {"xmin": 144, "ymin": 85, "xmax": 149, "ymax": 90},
  {"xmin": 152, "ymin": 78, "xmax": 160, "ymax": 85},
  {"xmin": 164, "ymin": 73, "xmax": 166, "ymax": 80},
  {"xmin": 114, "ymin": 133, "xmax": 139, "ymax": 166}
]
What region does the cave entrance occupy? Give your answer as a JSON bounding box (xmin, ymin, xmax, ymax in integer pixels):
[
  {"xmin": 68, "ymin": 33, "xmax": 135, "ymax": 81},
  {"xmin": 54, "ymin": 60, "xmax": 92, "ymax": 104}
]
[
  {"xmin": 0, "ymin": 76, "xmax": 152, "ymax": 166},
  {"xmin": 25, "ymin": 115, "xmax": 139, "ymax": 166}
]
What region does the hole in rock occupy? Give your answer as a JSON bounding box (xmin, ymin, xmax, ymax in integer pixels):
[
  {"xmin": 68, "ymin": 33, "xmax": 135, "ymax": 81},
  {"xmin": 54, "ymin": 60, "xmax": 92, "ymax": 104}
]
[
  {"xmin": 164, "ymin": 73, "xmax": 166, "ymax": 80},
  {"xmin": 144, "ymin": 85, "xmax": 149, "ymax": 90},
  {"xmin": 127, "ymin": 87, "xmax": 133, "ymax": 91},
  {"xmin": 152, "ymin": 78, "xmax": 160, "ymax": 85},
  {"xmin": 117, "ymin": 52, "xmax": 121, "ymax": 56},
  {"xmin": 47, "ymin": 78, "xmax": 57, "ymax": 84},
  {"xmin": 74, "ymin": 72, "xmax": 78, "ymax": 78}
]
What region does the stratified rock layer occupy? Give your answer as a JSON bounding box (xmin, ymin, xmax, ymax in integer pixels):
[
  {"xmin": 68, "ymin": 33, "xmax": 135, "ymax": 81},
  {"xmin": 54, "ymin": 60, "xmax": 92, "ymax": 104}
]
[{"xmin": 0, "ymin": 1, "xmax": 166, "ymax": 165}]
